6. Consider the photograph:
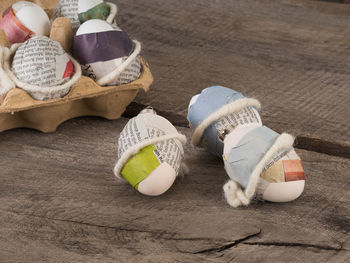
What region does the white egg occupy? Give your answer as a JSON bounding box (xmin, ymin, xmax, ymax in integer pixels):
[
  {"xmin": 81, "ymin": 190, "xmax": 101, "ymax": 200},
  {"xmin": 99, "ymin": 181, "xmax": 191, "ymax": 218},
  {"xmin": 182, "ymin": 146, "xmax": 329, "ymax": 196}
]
[
  {"xmin": 12, "ymin": 1, "xmax": 50, "ymax": 36},
  {"xmin": 138, "ymin": 163, "xmax": 177, "ymax": 196},
  {"xmin": 76, "ymin": 19, "xmax": 114, "ymax": 35},
  {"xmin": 12, "ymin": 1, "xmax": 34, "ymax": 10},
  {"xmin": 262, "ymin": 180, "xmax": 305, "ymax": 202},
  {"xmin": 78, "ymin": 0, "xmax": 104, "ymax": 13}
]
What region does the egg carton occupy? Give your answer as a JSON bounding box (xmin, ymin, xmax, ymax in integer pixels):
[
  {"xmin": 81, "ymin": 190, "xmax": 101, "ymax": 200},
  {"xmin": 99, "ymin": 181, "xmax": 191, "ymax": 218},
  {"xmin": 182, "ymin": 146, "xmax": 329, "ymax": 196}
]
[{"xmin": 0, "ymin": 0, "xmax": 153, "ymax": 133}]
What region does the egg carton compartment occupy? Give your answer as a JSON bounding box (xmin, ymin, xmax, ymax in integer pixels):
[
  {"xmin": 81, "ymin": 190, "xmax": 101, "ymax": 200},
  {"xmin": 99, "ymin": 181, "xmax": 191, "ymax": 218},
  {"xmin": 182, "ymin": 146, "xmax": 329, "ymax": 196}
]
[{"xmin": 0, "ymin": 0, "xmax": 153, "ymax": 133}]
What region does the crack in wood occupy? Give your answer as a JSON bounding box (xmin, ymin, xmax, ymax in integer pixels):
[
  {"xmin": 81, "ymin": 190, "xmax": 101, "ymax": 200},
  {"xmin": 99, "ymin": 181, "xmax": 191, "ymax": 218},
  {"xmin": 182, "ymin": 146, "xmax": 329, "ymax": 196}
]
[
  {"xmin": 242, "ymin": 241, "xmax": 346, "ymax": 251},
  {"xmin": 317, "ymin": 0, "xmax": 350, "ymax": 3},
  {"xmin": 6, "ymin": 210, "xmax": 349, "ymax": 255},
  {"xmin": 295, "ymin": 136, "xmax": 350, "ymax": 159},
  {"xmin": 123, "ymin": 102, "xmax": 190, "ymax": 128},
  {"xmin": 10, "ymin": 211, "xmax": 235, "ymax": 243},
  {"xmin": 123, "ymin": 102, "xmax": 350, "ymax": 159},
  {"xmin": 14, "ymin": 211, "xmax": 156, "ymax": 235},
  {"xmin": 194, "ymin": 230, "xmax": 262, "ymax": 254}
]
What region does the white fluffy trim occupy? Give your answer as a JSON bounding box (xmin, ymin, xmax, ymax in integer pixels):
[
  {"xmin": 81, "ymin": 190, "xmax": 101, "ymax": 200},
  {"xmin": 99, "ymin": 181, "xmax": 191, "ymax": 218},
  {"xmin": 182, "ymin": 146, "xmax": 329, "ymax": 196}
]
[
  {"xmin": 106, "ymin": 2, "xmax": 118, "ymax": 24},
  {"xmin": 4, "ymin": 44, "xmax": 82, "ymax": 101},
  {"xmin": 191, "ymin": 98, "xmax": 261, "ymax": 146},
  {"xmin": 114, "ymin": 132, "xmax": 187, "ymax": 180},
  {"xmin": 0, "ymin": 47, "xmax": 15, "ymax": 96},
  {"xmin": 223, "ymin": 133, "xmax": 295, "ymax": 208},
  {"xmin": 97, "ymin": 40, "xmax": 141, "ymax": 86}
]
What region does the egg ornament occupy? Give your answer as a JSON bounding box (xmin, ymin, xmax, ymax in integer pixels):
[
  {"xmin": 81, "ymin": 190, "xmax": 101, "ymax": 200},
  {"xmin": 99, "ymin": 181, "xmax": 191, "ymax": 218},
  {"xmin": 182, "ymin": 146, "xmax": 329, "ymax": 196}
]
[
  {"xmin": 73, "ymin": 19, "xmax": 141, "ymax": 86},
  {"xmin": 114, "ymin": 108, "xmax": 187, "ymax": 196},
  {"xmin": 78, "ymin": 0, "xmax": 116, "ymax": 24},
  {"xmin": 187, "ymin": 86, "xmax": 306, "ymax": 207},
  {"xmin": 53, "ymin": 0, "xmax": 117, "ymax": 30},
  {"xmin": 6, "ymin": 36, "xmax": 81, "ymax": 100},
  {"xmin": 0, "ymin": 1, "xmax": 50, "ymax": 44}
]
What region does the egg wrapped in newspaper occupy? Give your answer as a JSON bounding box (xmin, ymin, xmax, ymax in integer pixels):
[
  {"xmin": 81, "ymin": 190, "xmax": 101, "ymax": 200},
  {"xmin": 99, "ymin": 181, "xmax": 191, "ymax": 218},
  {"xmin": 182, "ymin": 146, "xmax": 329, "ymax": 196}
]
[
  {"xmin": 73, "ymin": 19, "xmax": 141, "ymax": 86},
  {"xmin": 53, "ymin": 0, "xmax": 117, "ymax": 30},
  {"xmin": 114, "ymin": 108, "xmax": 187, "ymax": 196},
  {"xmin": 8, "ymin": 36, "xmax": 81, "ymax": 100}
]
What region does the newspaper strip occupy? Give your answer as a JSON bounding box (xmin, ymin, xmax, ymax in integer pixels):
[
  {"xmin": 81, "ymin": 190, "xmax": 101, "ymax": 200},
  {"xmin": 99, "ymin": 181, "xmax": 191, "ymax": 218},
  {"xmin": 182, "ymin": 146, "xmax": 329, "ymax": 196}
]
[
  {"xmin": 215, "ymin": 106, "xmax": 262, "ymax": 134},
  {"xmin": 53, "ymin": 0, "xmax": 80, "ymax": 30},
  {"xmin": 12, "ymin": 37, "xmax": 74, "ymax": 87},
  {"xmin": 113, "ymin": 55, "xmax": 141, "ymax": 85},
  {"xmin": 118, "ymin": 114, "xmax": 183, "ymax": 173},
  {"xmin": 82, "ymin": 55, "xmax": 141, "ymax": 86}
]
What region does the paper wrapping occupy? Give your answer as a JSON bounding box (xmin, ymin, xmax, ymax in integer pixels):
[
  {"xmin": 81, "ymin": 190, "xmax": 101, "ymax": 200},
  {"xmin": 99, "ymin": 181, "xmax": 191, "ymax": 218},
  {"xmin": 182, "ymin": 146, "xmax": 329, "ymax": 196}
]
[
  {"xmin": 52, "ymin": 0, "xmax": 80, "ymax": 30},
  {"xmin": 12, "ymin": 36, "xmax": 74, "ymax": 87},
  {"xmin": 0, "ymin": 0, "xmax": 153, "ymax": 133},
  {"xmin": 118, "ymin": 113, "xmax": 184, "ymax": 188},
  {"xmin": 188, "ymin": 86, "xmax": 305, "ymax": 194},
  {"xmin": 73, "ymin": 28, "xmax": 141, "ymax": 86},
  {"xmin": 0, "ymin": 4, "xmax": 35, "ymax": 44},
  {"xmin": 53, "ymin": 0, "xmax": 116, "ymax": 30}
]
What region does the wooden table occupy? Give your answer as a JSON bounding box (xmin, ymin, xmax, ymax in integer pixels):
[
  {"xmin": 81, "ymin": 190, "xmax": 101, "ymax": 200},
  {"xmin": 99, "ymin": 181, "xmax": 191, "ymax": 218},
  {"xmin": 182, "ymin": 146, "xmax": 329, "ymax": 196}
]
[{"xmin": 1, "ymin": 0, "xmax": 349, "ymax": 262}]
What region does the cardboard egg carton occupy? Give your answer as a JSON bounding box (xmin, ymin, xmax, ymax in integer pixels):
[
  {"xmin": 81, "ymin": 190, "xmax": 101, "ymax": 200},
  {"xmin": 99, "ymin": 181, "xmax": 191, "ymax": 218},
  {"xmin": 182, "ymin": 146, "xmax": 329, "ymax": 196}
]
[{"xmin": 0, "ymin": 0, "xmax": 153, "ymax": 132}]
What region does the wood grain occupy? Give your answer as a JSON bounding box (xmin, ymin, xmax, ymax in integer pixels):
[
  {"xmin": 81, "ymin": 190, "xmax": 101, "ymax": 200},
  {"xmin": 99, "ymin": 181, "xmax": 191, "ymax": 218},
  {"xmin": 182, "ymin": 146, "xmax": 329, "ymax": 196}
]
[
  {"xmin": 0, "ymin": 117, "xmax": 349, "ymax": 262},
  {"xmin": 1, "ymin": 0, "xmax": 350, "ymax": 262},
  {"xmin": 114, "ymin": 0, "xmax": 350, "ymax": 157}
]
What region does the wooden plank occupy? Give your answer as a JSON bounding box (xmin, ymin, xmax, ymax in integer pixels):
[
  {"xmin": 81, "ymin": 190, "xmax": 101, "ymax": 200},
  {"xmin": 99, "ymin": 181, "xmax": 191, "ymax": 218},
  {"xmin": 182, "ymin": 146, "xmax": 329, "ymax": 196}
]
[
  {"xmin": 0, "ymin": 0, "xmax": 349, "ymax": 261},
  {"xmin": 114, "ymin": 0, "xmax": 350, "ymax": 157},
  {"xmin": 0, "ymin": 117, "xmax": 349, "ymax": 262}
]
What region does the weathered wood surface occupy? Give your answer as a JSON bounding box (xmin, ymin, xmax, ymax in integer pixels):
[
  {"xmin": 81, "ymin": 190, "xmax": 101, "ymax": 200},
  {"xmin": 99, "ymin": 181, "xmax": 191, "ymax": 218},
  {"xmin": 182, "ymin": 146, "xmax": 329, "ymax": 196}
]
[
  {"xmin": 1, "ymin": 0, "xmax": 350, "ymax": 262},
  {"xmin": 117, "ymin": 0, "xmax": 350, "ymax": 157},
  {"xmin": 0, "ymin": 118, "xmax": 349, "ymax": 262}
]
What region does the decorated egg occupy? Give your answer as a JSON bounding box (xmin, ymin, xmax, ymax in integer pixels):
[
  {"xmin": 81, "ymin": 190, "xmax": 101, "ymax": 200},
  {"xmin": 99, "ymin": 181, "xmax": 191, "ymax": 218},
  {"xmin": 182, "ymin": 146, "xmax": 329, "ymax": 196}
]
[
  {"xmin": 9, "ymin": 36, "xmax": 81, "ymax": 100},
  {"xmin": 78, "ymin": 0, "xmax": 111, "ymax": 24},
  {"xmin": 0, "ymin": 1, "xmax": 50, "ymax": 44},
  {"xmin": 188, "ymin": 86, "xmax": 306, "ymax": 207},
  {"xmin": 73, "ymin": 19, "xmax": 141, "ymax": 86},
  {"xmin": 114, "ymin": 108, "xmax": 187, "ymax": 196},
  {"xmin": 53, "ymin": 0, "xmax": 117, "ymax": 30}
]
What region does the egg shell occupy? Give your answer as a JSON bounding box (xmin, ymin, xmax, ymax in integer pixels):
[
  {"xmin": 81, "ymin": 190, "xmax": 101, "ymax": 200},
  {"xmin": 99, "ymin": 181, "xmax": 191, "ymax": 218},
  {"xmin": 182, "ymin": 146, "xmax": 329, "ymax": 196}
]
[
  {"xmin": 76, "ymin": 18, "xmax": 115, "ymax": 35},
  {"xmin": 189, "ymin": 88, "xmax": 305, "ymax": 204},
  {"xmin": 0, "ymin": 1, "xmax": 50, "ymax": 44},
  {"xmin": 12, "ymin": 1, "xmax": 34, "ymax": 11},
  {"xmin": 221, "ymin": 109, "xmax": 305, "ymax": 202},
  {"xmin": 74, "ymin": 20, "xmax": 128, "ymax": 80},
  {"xmin": 118, "ymin": 112, "xmax": 184, "ymax": 196},
  {"xmin": 14, "ymin": 5, "xmax": 50, "ymax": 36},
  {"xmin": 262, "ymin": 180, "xmax": 305, "ymax": 202},
  {"xmin": 78, "ymin": 0, "xmax": 104, "ymax": 13},
  {"xmin": 137, "ymin": 163, "xmax": 177, "ymax": 196},
  {"xmin": 73, "ymin": 19, "xmax": 140, "ymax": 86},
  {"xmin": 12, "ymin": 36, "xmax": 74, "ymax": 87},
  {"xmin": 8, "ymin": 36, "xmax": 81, "ymax": 101}
]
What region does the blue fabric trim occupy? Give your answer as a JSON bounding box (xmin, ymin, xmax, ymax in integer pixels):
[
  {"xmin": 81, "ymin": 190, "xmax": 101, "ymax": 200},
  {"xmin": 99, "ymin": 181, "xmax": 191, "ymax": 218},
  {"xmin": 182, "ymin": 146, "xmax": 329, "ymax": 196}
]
[
  {"xmin": 224, "ymin": 126, "xmax": 279, "ymax": 188},
  {"xmin": 187, "ymin": 86, "xmax": 244, "ymax": 156}
]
